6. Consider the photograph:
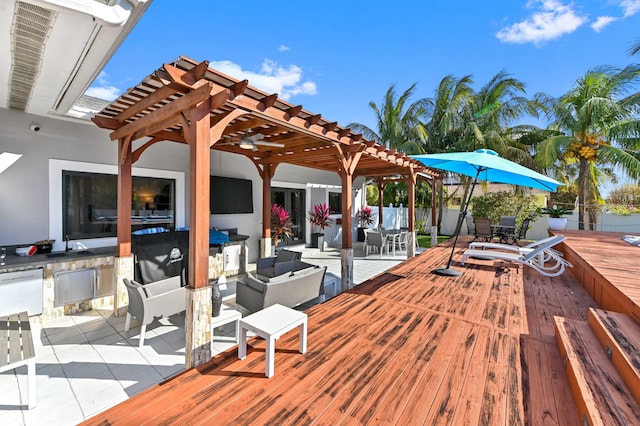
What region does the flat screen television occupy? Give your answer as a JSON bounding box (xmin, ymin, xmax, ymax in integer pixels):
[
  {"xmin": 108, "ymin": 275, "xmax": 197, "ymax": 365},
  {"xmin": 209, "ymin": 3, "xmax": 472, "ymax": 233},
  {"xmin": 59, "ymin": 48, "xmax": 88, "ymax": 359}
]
[{"xmin": 210, "ymin": 175, "xmax": 254, "ymax": 214}]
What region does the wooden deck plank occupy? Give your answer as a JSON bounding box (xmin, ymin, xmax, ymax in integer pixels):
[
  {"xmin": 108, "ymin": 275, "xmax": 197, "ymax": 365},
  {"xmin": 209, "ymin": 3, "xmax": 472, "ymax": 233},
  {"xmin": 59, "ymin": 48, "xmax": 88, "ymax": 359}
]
[
  {"xmin": 395, "ymin": 319, "xmax": 470, "ymax": 424},
  {"xmin": 83, "ymin": 233, "xmax": 636, "ymax": 425},
  {"xmin": 424, "ymin": 323, "xmax": 485, "ymax": 424},
  {"xmin": 479, "ymin": 331, "xmax": 510, "ymax": 425},
  {"xmin": 449, "ymin": 325, "xmax": 493, "ymax": 425}
]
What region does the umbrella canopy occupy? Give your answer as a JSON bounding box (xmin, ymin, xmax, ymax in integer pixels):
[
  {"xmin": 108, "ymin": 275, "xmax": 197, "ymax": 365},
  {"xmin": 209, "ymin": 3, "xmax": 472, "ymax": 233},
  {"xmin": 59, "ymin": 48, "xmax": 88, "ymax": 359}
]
[
  {"xmin": 411, "ymin": 149, "xmax": 562, "ymax": 192},
  {"xmin": 409, "ymin": 149, "xmax": 562, "ymax": 277}
]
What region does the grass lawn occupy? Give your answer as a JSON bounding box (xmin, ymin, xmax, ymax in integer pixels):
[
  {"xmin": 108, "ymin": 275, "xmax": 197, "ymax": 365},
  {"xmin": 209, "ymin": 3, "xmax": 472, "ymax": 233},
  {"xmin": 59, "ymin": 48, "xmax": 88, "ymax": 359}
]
[{"xmin": 417, "ymin": 234, "xmax": 450, "ymax": 248}]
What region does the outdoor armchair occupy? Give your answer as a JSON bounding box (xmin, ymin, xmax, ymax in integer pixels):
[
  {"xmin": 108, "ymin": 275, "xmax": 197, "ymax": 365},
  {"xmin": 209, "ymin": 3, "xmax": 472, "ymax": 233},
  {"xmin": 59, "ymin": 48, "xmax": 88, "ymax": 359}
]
[{"xmin": 123, "ymin": 276, "xmax": 186, "ymax": 348}]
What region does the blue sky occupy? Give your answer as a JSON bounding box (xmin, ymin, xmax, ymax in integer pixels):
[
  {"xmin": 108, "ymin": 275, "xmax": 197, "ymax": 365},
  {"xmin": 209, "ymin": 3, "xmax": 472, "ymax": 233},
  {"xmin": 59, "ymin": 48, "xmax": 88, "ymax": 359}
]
[{"xmin": 90, "ymin": 0, "xmax": 640, "ymax": 133}]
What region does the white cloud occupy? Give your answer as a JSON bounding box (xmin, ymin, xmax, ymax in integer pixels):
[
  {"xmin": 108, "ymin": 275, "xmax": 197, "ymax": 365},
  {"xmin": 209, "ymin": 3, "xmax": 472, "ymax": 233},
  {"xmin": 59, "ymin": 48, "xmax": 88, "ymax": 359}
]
[
  {"xmin": 85, "ymin": 71, "xmax": 121, "ymax": 100},
  {"xmin": 620, "ymin": 0, "xmax": 640, "ymax": 17},
  {"xmin": 496, "ymin": 0, "xmax": 587, "ymax": 45},
  {"xmin": 210, "ymin": 59, "xmax": 317, "ymax": 100},
  {"xmin": 591, "ymin": 15, "xmax": 617, "ymax": 32},
  {"xmin": 278, "ymin": 45, "xmax": 290, "ymax": 52},
  {"xmin": 85, "ymin": 86, "xmax": 121, "ymax": 100}
]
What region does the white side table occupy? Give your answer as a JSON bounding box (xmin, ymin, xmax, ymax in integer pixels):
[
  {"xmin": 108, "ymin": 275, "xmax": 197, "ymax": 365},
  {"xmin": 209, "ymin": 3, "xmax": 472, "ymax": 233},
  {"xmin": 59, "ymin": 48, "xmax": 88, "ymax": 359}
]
[
  {"xmin": 238, "ymin": 303, "xmax": 307, "ymax": 378},
  {"xmin": 211, "ymin": 304, "xmax": 242, "ymax": 349}
]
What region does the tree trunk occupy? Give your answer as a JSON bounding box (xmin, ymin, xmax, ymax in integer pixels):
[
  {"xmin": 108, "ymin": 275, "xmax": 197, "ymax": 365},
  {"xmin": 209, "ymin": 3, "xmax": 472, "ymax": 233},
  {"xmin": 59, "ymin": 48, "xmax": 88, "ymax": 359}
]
[
  {"xmin": 577, "ymin": 158, "xmax": 588, "ymax": 230},
  {"xmin": 437, "ymin": 184, "xmax": 444, "ymax": 233}
]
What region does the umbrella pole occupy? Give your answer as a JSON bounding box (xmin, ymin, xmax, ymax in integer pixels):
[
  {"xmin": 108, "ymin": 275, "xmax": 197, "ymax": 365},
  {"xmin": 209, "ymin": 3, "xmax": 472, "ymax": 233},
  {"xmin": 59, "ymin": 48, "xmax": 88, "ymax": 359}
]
[{"xmin": 433, "ymin": 169, "xmax": 481, "ymax": 276}]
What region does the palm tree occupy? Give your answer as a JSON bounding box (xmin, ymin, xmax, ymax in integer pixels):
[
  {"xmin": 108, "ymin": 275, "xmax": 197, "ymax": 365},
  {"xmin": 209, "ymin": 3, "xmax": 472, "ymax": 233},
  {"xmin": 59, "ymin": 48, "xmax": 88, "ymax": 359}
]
[
  {"xmin": 347, "ymin": 83, "xmax": 430, "ymax": 154},
  {"xmin": 420, "ymin": 75, "xmax": 474, "ymax": 232},
  {"xmin": 426, "ymin": 72, "xmax": 544, "ymax": 233},
  {"xmin": 535, "ymin": 65, "xmax": 640, "ymax": 230},
  {"xmin": 628, "ymin": 38, "xmax": 640, "ymax": 56},
  {"xmin": 457, "ymin": 71, "xmax": 542, "ymax": 156}
]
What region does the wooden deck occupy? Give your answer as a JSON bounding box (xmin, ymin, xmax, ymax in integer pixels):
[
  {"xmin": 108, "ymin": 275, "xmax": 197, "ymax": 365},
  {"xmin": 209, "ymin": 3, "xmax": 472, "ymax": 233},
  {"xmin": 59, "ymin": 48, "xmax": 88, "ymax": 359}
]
[
  {"xmin": 553, "ymin": 230, "xmax": 640, "ymax": 320},
  {"xmin": 84, "ymin": 236, "xmax": 607, "ymax": 425}
]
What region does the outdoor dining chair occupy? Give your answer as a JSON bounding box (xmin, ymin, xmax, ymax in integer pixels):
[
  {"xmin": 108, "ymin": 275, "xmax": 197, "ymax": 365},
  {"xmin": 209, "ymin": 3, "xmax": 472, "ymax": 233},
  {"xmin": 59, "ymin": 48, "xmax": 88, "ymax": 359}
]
[
  {"xmin": 473, "ymin": 218, "xmax": 494, "ymax": 242},
  {"xmin": 495, "ymin": 216, "xmax": 516, "ymax": 244},
  {"xmin": 466, "ymin": 216, "xmax": 476, "ymax": 236},
  {"xmin": 364, "ymin": 231, "xmax": 388, "ymax": 257},
  {"xmin": 502, "ymin": 218, "xmax": 531, "ymax": 246}
]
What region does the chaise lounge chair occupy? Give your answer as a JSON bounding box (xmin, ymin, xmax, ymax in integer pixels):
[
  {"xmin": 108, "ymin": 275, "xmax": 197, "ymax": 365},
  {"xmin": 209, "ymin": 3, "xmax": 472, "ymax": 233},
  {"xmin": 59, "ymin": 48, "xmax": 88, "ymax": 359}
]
[
  {"xmin": 461, "ymin": 235, "xmax": 572, "ymax": 277},
  {"xmin": 468, "ymin": 234, "xmax": 566, "ymax": 262}
]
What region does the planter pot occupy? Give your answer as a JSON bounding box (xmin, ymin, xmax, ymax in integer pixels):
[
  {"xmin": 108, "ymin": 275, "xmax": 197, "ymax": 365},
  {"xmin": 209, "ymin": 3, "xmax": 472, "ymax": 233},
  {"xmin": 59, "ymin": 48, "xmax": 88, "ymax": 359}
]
[
  {"xmin": 311, "ymin": 233, "xmax": 324, "ymax": 249},
  {"xmin": 211, "ymin": 282, "xmax": 222, "ymax": 317},
  {"xmin": 547, "ymin": 217, "xmax": 567, "ymax": 230},
  {"xmin": 357, "ymin": 227, "xmax": 366, "ymax": 242}
]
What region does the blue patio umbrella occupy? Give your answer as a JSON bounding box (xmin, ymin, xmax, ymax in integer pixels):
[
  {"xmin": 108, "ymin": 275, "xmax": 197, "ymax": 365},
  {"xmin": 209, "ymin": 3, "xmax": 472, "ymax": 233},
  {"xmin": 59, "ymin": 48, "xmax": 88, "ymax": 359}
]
[{"xmin": 411, "ymin": 149, "xmax": 562, "ymax": 276}]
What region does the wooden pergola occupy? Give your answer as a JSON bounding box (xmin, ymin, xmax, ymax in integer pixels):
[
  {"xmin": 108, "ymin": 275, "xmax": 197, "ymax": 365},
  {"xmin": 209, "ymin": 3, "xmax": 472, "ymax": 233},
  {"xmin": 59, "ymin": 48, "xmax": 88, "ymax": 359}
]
[{"xmin": 92, "ymin": 56, "xmax": 439, "ymax": 366}]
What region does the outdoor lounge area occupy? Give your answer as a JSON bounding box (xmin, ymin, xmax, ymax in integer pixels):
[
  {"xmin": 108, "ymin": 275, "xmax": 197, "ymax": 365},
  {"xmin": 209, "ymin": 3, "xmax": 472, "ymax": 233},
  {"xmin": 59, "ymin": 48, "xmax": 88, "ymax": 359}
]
[
  {"xmin": 0, "ymin": 243, "xmax": 407, "ymax": 424},
  {"xmin": 68, "ymin": 230, "xmax": 638, "ymax": 425}
]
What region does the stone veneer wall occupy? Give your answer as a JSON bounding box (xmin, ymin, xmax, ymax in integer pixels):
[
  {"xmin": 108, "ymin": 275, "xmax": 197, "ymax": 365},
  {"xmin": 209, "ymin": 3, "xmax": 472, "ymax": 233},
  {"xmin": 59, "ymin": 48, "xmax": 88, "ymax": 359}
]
[
  {"xmin": 42, "ymin": 256, "xmax": 116, "ymax": 320},
  {"xmin": 34, "ymin": 247, "xmax": 239, "ymax": 322},
  {"xmin": 114, "ymin": 255, "xmax": 134, "ymax": 317},
  {"xmin": 185, "ymin": 286, "xmax": 212, "ymax": 368}
]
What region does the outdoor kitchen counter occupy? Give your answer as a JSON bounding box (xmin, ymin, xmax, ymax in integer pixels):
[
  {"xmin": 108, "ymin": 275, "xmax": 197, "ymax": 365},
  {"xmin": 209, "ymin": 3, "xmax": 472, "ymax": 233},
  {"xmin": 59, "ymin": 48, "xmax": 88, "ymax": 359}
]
[{"xmin": 0, "ymin": 246, "xmax": 116, "ymax": 271}]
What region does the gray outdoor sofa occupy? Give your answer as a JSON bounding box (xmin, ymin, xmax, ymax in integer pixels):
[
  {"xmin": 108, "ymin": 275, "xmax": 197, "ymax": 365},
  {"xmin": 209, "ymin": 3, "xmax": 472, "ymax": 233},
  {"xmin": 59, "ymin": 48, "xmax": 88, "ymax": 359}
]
[
  {"xmin": 255, "ymin": 249, "xmax": 310, "ymax": 280},
  {"xmin": 236, "ymin": 265, "xmax": 327, "ymax": 314}
]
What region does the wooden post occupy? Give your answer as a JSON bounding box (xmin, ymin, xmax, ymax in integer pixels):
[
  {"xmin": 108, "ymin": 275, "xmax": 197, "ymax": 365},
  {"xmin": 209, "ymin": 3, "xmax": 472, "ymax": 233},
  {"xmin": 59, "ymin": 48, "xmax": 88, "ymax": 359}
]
[
  {"xmin": 115, "ymin": 135, "xmax": 133, "ymax": 317},
  {"xmin": 431, "ymin": 177, "xmax": 439, "ymax": 247},
  {"xmin": 406, "ymin": 171, "xmax": 416, "ymax": 257},
  {"xmin": 259, "ymin": 163, "xmax": 276, "ymax": 257},
  {"xmin": 376, "ymin": 180, "xmax": 386, "ymax": 229},
  {"xmin": 117, "ymin": 136, "xmax": 132, "ymax": 258},
  {"xmin": 184, "ymin": 99, "xmax": 212, "ymax": 368},
  {"xmin": 337, "ymin": 145, "xmax": 362, "ymax": 291}
]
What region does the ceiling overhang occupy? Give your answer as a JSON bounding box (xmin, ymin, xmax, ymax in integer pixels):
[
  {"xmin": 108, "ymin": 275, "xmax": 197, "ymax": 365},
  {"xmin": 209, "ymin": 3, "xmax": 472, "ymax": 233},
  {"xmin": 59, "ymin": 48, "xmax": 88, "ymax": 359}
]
[
  {"xmin": 0, "ymin": 0, "xmax": 151, "ymax": 119},
  {"xmin": 92, "ymin": 56, "xmax": 440, "ymax": 180}
]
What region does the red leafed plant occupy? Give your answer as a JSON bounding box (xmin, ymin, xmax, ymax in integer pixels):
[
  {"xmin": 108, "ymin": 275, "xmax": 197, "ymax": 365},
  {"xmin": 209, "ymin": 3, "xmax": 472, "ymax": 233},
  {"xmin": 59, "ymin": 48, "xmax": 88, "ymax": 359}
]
[
  {"xmin": 271, "ymin": 203, "xmax": 293, "ymax": 247},
  {"xmin": 308, "ymin": 203, "xmax": 334, "ymax": 232},
  {"xmin": 355, "ymin": 206, "xmax": 376, "ymax": 227}
]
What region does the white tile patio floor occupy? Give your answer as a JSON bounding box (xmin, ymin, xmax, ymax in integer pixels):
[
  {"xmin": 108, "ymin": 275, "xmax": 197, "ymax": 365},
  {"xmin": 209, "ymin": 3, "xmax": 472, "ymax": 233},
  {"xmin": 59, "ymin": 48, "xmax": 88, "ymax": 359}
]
[{"xmin": 0, "ymin": 242, "xmax": 414, "ymax": 425}]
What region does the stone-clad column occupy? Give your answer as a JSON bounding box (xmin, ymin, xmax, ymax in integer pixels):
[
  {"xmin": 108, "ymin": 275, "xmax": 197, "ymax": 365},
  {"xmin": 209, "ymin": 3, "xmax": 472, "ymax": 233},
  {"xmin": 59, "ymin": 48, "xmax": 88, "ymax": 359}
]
[
  {"xmin": 340, "ymin": 248, "xmax": 353, "ymax": 292},
  {"xmin": 114, "ymin": 255, "xmax": 134, "ymax": 317},
  {"xmin": 185, "ymin": 286, "xmax": 212, "ymax": 368},
  {"xmin": 407, "ymin": 231, "xmax": 416, "ymax": 257}
]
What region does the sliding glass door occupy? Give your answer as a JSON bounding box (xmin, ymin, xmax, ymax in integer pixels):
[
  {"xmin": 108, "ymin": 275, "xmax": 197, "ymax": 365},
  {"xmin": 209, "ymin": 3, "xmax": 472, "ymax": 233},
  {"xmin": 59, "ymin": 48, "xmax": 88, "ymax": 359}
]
[{"xmin": 272, "ymin": 188, "xmax": 305, "ymax": 246}]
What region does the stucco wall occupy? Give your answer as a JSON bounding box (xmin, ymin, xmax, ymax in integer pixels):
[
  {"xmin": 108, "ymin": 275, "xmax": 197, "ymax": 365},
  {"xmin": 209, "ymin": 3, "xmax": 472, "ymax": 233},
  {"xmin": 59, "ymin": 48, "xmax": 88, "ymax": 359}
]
[{"xmin": 0, "ymin": 108, "xmax": 344, "ymax": 261}]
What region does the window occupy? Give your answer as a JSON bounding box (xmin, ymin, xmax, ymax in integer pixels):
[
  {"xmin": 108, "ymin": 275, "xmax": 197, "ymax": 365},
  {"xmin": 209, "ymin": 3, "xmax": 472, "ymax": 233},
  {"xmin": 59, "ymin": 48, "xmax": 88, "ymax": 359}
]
[
  {"xmin": 62, "ymin": 171, "xmax": 175, "ymax": 240},
  {"xmin": 328, "ymin": 192, "xmax": 341, "ymax": 214}
]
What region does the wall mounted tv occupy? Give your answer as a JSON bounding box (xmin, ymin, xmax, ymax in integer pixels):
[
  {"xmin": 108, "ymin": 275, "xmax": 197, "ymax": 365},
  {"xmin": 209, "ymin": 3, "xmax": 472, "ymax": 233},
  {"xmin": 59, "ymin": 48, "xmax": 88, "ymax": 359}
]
[{"xmin": 210, "ymin": 175, "xmax": 254, "ymax": 214}]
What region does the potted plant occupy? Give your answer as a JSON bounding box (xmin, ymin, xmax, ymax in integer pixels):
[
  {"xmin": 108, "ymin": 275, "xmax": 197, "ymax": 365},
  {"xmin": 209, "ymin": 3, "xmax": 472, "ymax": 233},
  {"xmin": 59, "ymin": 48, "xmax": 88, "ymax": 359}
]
[
  {"xmin": 271, "ymin": 204, "xmax": 293, "ymax": 248},
  {"xmin": 355, "ymin": 206, "xmax": 376, "ymax": 242},
  {"xmin": 308, "ymin": 203, "xmax": 334, "ymax": 249},
  {"xmin": 539, "ymin": 205, "xmax": 573, "ymax": 230}
]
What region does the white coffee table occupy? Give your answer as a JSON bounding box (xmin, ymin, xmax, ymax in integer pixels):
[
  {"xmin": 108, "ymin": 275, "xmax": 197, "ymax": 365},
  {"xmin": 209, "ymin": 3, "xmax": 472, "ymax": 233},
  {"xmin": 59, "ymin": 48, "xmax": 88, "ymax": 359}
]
[
  {"xmin": 238, "ymin": 303, "xmax": 307, "ymax": 378},
  {"xmin": 211, "ymin": 304, "xmax": 242, "ymax": 349}
]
